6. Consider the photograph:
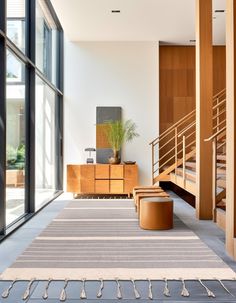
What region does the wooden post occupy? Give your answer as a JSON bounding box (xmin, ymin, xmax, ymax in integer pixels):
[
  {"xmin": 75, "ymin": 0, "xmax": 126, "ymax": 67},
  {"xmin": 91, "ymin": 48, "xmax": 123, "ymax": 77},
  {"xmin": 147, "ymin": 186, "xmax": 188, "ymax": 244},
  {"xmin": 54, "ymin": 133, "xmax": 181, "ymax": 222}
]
[
  {"xmin": 182, "ymin": 135, "xmax": 186, "ymax": 188},
  {"xmin": 212, "ymin": 138, "xmax": 217, "ymax": 222},
  {"xmin": 195, "ymin": 0, "xmax": 213, "ymax": 219},
  {"xmin": 226, "ymin": 0, "xmax": 236, "ymax": 259},
  {"xmin": 151, "ymin": 143, "xmax": 154, "ymax": 185},
  {"xmin": 174, "ymin": 127, "xmax": 178, "ymax": 182}
]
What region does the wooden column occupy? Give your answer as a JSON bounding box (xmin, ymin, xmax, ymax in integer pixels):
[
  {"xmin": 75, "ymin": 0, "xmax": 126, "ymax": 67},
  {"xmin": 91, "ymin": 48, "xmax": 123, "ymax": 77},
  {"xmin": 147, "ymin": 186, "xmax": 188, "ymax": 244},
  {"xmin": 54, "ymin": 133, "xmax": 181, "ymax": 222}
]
[
  {"xmin": 226, "ymin": 0, "xmax": 236, "ymax": 259},
  {"xmin": 195, "ymin": 0, "xmax": 213, "ymax": 219}
]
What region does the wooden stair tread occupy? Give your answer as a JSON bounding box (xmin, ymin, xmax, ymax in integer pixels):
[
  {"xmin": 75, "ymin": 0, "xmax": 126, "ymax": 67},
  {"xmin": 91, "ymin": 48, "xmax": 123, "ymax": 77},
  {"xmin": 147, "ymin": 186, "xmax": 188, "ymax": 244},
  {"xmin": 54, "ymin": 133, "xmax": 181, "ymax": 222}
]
[
  {"xmin": 174, "ymin": 168, "xmax": 196, "ymax": 182},
  {"xmin": 217, "ymin": 154, "xmax": 226, "ymax": 161},
  {"xmin": 217, "ymin": 179, "xmax": 226, "ymax": 189}
]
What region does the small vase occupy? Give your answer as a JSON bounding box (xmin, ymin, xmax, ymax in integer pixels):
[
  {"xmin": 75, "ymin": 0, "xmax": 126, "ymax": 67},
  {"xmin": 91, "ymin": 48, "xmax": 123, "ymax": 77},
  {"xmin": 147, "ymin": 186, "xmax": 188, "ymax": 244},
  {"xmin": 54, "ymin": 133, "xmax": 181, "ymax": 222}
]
[{"xmin": 108, "ymin": 150, "xmax": 121, "ymax": 164}]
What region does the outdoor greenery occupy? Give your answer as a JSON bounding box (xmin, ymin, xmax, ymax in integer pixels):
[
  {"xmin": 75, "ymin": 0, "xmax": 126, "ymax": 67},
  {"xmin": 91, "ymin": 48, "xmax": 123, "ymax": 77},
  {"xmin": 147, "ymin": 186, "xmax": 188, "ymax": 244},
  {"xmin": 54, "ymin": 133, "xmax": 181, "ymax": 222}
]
[{"xmin": 7, "ymin": 143, "xmax": 25, "ymax": 169}]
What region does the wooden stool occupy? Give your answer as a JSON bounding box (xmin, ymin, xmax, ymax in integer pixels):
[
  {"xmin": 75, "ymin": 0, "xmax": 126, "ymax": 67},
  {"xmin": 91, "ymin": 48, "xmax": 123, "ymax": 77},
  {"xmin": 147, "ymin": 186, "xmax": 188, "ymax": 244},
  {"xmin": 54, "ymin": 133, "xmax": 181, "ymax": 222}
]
[
  {"xmin": 139, "ymin": 197, "xmax": 173, "ymax": 230},
  {"xmin": 133, "ymin": 185, "xmax": 161, "ymax": 197},
  {"xmin": 134, "ymin": 189, "xmax": 164, "ymax": 208},
  {"xmin": 136, "ymin": 192, "xmax": 170, "ymax": 215}
]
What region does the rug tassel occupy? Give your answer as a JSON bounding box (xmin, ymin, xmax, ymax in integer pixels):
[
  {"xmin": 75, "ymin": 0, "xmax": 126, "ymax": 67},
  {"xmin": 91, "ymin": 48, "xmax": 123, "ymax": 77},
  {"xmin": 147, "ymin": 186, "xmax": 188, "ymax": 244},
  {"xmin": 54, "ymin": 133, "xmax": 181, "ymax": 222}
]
[
  {"xmin": 130, "ymin": 278, "xmax": 141, "ymax": 299},
  {"xmin": 180, "ymin": 278, "xmax": 190, "ymax": 297},
  {"xmin": 115, "ymin": 277, "xmax": 122, "ymax": 299},
  {"xmin": 163, "ymin": 278, "xmax": 171, "ymax": 297},
  {"xmin": 42, "ymin": 278, "xmax": 52, "ymax": 300},
  {"xmin": 1, "ymin": 278, "xmax": 18, "ymax": 298},
  {"xmin": 22, "ymin": 278, "xmax": 36, "ymax": 301},
  {"xmin": 197, "ymin": 278, "xmax": 215, "ymax": 298},
  {"xmin": 96, "ymin": 278, "xmax": 104, "ymax": 298},
  {"xmin": 59, "ymin": 279, "xmax": 69, "ymax": 302},
  {"xmin": 147, "ymin": 278, "xmax": 153, "ymax": 300},
  {"xmin": 216, "ymin": 278, "xmax": 235, "ymax": 297},
  {"xmin": 80, "ymin": 278, "xmax": 87, "ymax": 299}
]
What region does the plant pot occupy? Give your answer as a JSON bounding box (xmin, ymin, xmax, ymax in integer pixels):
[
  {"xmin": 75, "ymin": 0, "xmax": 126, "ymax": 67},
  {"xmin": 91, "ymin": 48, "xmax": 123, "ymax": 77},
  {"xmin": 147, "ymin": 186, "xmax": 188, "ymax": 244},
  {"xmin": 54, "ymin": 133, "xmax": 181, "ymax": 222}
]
[
  {"xmin": 108, "ymin": 156, "xmax": 121, "ymax": 164},
  {"xmin": 108, "ymin": 150, "xmax": 121, "ymax": 164}
]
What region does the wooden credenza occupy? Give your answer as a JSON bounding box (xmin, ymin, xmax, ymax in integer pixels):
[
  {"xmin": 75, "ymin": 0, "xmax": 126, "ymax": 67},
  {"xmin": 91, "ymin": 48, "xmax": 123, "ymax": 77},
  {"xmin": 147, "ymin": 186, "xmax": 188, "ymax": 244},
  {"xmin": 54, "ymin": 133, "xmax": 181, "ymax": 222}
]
[{"xmin": 67, "ymin": 164, "xmax": 138, "ymax": 197}]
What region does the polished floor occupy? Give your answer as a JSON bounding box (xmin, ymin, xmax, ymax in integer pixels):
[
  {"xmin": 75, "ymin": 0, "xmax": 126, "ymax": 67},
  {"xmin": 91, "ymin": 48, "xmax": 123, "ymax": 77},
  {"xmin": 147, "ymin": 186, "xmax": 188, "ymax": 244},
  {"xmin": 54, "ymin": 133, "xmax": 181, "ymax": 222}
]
[{"xmin": 0, "ymin": 192, "xmax": 236, "ymax": 302}]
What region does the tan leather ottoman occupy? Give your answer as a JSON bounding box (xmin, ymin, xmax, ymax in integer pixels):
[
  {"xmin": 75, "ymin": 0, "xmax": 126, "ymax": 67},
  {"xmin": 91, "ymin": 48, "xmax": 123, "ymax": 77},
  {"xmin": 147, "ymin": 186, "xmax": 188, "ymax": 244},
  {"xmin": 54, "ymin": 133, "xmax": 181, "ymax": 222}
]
[{"xmin": 139, "ymin": 197, "xmax": 173, "ymax": 230}]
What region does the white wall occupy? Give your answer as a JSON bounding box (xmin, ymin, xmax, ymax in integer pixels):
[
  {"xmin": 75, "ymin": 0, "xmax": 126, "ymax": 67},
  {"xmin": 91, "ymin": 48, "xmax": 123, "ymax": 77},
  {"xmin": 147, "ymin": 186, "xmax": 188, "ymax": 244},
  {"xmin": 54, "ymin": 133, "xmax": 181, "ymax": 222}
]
[{"xmin": 64, "ymin": 41, "xmax": 159, "ymax": 185}]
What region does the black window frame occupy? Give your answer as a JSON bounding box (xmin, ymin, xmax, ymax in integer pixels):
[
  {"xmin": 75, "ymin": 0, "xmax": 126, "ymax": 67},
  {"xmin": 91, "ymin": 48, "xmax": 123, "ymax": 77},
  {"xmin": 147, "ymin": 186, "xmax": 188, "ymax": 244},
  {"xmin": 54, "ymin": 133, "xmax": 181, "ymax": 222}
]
[{"xmin": 0, "ymin": 0, "xmax": 63, "ymax": 240}]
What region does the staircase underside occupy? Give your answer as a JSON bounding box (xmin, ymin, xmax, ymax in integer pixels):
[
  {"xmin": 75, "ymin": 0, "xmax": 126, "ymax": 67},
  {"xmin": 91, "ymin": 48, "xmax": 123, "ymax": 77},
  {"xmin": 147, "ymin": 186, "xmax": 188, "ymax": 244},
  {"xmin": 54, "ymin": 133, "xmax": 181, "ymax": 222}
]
[{"xmin": 156, "ymin": 155, "xmax": 226, "ymax": 231}]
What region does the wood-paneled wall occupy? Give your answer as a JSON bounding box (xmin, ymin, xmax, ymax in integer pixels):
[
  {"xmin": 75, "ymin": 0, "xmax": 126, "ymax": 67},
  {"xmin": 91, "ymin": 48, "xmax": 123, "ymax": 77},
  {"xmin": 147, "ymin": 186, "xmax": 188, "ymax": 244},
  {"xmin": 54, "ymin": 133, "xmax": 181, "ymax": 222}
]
[{"xmin": 159, "ymin": 46, "xmax": 226, "ymax": 133}]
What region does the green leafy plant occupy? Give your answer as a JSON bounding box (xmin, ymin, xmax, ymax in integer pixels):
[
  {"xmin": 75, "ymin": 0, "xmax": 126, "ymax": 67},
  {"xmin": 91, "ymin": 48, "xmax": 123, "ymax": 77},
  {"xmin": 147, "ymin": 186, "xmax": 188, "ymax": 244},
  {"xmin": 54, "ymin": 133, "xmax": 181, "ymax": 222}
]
[
  {"xmin": 6, "ymin": 145, "xmax": 17, "ymax": 164},
  {"xmin": 104, "ymin": 119, "xmax": 139, "ymax": 160},
  {"xmin": 17, "ymin": 143, "xmax": 25, "ymax": 161}
]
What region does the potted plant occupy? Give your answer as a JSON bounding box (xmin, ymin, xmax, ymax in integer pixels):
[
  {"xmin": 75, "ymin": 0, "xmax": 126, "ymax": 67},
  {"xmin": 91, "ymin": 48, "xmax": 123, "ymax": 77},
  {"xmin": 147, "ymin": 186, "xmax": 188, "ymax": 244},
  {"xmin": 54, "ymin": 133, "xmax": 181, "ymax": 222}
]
[{"xmin": 104, "ymin": 119, "xmax": 139, "ymax": 164}]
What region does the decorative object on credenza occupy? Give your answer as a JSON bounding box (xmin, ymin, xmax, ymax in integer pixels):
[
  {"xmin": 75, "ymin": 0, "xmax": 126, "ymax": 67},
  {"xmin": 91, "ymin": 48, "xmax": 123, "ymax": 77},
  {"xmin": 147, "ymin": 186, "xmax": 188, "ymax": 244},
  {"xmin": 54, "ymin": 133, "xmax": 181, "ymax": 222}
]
[
  {"xmin": 104, "ymin": 119, "xmax": 139, "ymax": 164},
  {"xmin": 96, "ymin": 107, "xmax": 122, "ymax": 164},
  {"xmin": 123, "ymin": 161, "xmax": 136, "ymax": 165},
  {"xmin": 84, "ymin": 147, "xmax": 96, "ymax": 164}
]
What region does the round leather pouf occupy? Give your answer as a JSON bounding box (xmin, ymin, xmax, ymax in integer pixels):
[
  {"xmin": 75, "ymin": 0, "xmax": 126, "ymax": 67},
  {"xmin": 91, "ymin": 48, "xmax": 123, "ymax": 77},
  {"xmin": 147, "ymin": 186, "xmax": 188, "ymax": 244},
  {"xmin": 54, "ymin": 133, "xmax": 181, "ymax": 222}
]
[{"xmin": 139, "ymin": 197, "xmax": 173, "ymax": 230}]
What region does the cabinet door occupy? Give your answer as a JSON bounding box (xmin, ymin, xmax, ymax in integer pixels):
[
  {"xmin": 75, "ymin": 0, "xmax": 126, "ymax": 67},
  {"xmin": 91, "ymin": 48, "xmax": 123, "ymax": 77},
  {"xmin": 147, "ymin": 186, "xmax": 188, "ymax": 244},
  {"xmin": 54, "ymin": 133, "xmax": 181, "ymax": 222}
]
[
  {"xmin": 95, "ymin": 165, "xmax": 110, "ymax": 179},
  {"xmin": 110, "ymin": 180, "xmax": 124, "ymax": 193},
  {"xmin": 110, "ymin": 165, "xmax": 124, "ymax": 179},
  {"xmin": 124, "ymin": 164, "xmax": 138, "ymax": 193},
  {"xmin": 80, "ymin": 165, "xmax": 95, "ymax": 180},
  {"xmin": 95, "ymin": 180, "xmax": 110, "ymax": 193},
  {"xmin": 67, "ymin": 165, "xmax": 95, "ymax": 193},
  {"xmin": 67, "ymin": 165, "xmax": 80, "ymax": 192}
]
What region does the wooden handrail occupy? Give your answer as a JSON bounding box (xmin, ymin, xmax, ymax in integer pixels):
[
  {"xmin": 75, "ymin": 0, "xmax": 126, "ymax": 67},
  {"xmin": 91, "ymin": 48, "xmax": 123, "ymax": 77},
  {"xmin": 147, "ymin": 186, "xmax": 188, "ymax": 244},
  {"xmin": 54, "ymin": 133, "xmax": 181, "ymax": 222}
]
[
  {"xmin": 213, "ymin": 88, "xmax": 226, "ymax": 101},
  {"xmin": 212, "ymin": 98, "xmax": 226, "ymax": 110},
  {"xmin": 213, "ymin": 108, "xmax": 226, "ymax": 120},
  {"xmin": 154, "ymin": 140, "xmax": 183, "ymax": 165},
  {"xmin": 178, "ymin": 121, "xmax": 196, "ymax": 138},
  {"xmin": 204, "ymin": 126, "xmax": 226, "ymax": 142},
  {"xmin": 149, "ymin": 110, "xmax": 195, "ymax": 145},
  {"xmin": 158, "ymin": 140, "xmax": 196, "ymax": 171},
  {"xmin": 151, "ymin": 87, "xmax": 226, "ymax": 188},
  {"xmin": 213, "ymin": 119, "xmax": 226, "ymax": 130},
  {"xmin": 155, "ymin": 129, "xmax": 196, "ymax": 166},
  {"xmin": 217, "ymin": 140, "xmax": 226, "ymax": 150},
  {"xmin": 159, "ymin": 134, "xmax": 176, "ymax": 151}
]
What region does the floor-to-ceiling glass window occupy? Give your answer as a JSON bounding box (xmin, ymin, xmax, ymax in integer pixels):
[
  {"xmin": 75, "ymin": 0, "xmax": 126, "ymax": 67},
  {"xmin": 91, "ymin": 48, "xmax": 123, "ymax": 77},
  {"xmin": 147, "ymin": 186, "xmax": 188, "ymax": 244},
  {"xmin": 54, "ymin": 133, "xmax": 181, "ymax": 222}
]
[
  {"xmin": 0, "ymin": 0, "xmax": 63, "ymax": 237},
  {"xmin": 36, "ymin": 0, "xmax": 58, "ymax": 85},
  {"xmin": 7, "ymin": 0, "xmax": 26, "ymax": 53},
  {"xmin": 6, "ymin": 50, "xmax": 26, "ymax": 225},
  {"xmin": 35, "ymin": 77, "xmax": 57, "ymax": 210}
]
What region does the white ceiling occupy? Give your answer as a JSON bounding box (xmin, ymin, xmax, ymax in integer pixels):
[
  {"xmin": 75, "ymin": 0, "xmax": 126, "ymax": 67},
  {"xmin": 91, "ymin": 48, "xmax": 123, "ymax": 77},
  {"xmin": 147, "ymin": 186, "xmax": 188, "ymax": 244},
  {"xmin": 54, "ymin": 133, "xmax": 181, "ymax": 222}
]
[{"xmin": 50, "ymin": 0, "xmax": 226, "ymax": 45}]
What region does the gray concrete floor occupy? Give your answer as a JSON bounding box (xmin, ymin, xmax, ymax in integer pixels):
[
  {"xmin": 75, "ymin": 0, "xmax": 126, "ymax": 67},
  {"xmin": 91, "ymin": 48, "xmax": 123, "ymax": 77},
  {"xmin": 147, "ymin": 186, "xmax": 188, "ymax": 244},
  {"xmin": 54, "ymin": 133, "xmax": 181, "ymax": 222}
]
[{"xmin": 0, "ymin": 192, "xmax": 236, "ymax": 302}]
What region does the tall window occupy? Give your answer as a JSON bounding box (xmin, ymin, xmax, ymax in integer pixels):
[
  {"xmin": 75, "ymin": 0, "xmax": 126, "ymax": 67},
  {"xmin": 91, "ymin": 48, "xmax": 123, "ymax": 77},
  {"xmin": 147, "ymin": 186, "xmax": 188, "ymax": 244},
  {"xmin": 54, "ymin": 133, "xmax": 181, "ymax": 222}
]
[
  {"xmin": 36, "ymin": 0, "xmax": 58, "ymax": 85},
  {"xmin": 7, "ymin": 0, "xmax": 26, "ymax": 53},
  {"xmin": 35, "ymin": 77, "xmax": 57, "ymax": 210},
  {"xmin": 6, "ymin": 50, "xmax": 26, "ymax": 225},
  {"xmin": 0, "ymin": 0, "xmax": 63, "ymax": 236}
]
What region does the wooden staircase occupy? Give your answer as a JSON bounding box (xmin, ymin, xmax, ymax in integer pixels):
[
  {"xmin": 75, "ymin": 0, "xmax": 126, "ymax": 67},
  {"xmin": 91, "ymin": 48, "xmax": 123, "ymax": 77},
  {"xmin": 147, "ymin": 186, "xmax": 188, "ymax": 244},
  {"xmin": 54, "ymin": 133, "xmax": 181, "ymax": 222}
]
[{"xmin": 150, "ymin": 88, "xmax": 226, "ymax": 229}]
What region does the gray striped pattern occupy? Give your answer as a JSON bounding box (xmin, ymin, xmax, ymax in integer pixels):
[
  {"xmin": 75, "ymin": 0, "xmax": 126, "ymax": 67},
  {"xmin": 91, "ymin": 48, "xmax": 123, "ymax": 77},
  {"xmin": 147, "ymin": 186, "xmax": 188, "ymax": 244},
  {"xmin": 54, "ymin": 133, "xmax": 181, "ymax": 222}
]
[{"xmin": 2, "ymin": 199, "xmax": 235, "ymax": 279}]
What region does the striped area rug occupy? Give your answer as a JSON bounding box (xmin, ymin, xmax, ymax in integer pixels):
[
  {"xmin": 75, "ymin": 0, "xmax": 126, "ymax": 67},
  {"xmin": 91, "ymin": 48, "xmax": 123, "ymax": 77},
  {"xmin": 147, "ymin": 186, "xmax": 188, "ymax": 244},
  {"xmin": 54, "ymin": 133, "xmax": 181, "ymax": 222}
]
[{"xmin": 1, "ymin": 199, "xmax": 235, "ymax": 280}]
